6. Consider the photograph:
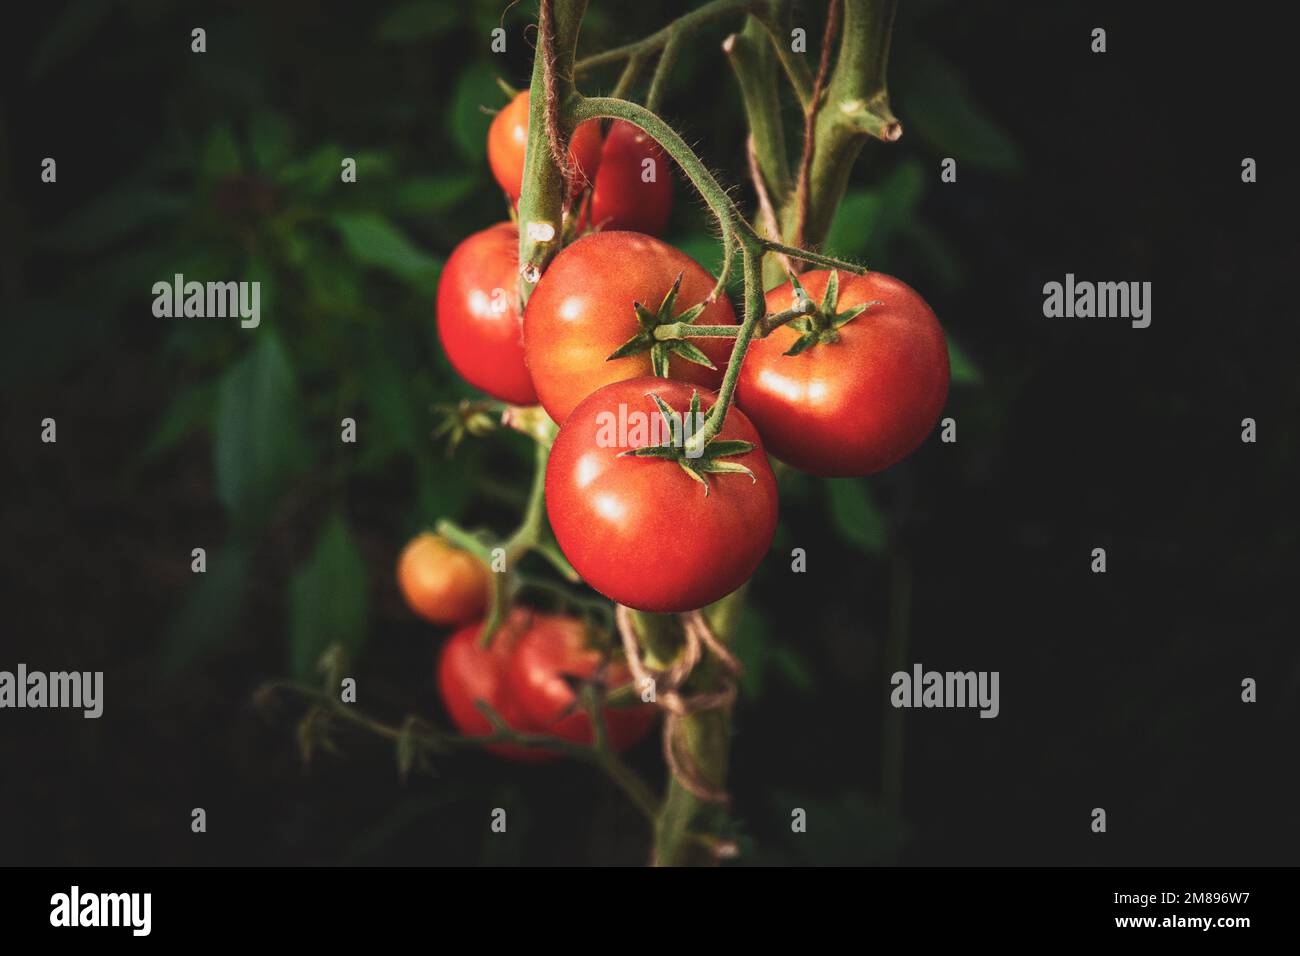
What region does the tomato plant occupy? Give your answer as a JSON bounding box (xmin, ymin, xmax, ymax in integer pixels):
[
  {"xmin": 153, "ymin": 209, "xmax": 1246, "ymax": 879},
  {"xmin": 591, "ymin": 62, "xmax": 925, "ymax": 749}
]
[
  {"xmin": 488, "ymin": 90, "xmax": 603, "ymax": 203},
  {"xmin": 276, "ymin": 0, "xmax": 936, "ymax": 868},
  {"xmin": 589, "ymin": 120, "xmax": 673, "ymax": 235},
  {"xmin": 523, "ymin": 231, "xmax": 736, "ymax": 424},
  {"xmin": 435, "ymin": 222, "xmax": 538, "ymax": 405},
  {"xmin": 737, "ymin": 270, "xmax": 950, "ymax": 476},
  {"xmin": 545, "ymin": 377, "xmax": 778, "ymax": 613},
  {"xmin": 397, "ymin": 532, "xmax": 490, "ymax": 626}
]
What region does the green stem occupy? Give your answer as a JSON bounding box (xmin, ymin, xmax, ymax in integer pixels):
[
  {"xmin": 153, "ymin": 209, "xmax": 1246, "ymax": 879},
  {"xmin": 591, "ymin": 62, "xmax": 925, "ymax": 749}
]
[
  {"xmin": 573, "ymin": 0, "xmax": 760, "ymax": 74},
  {"xmin": 684, "ymin": 245, "xmax": 764, "ymax": 454},
  {"xmin": 517, "ymin": 0, "xmax": 588, "ymax": 303},
  {"xmin": 753, "ymin": 5, "xmax": 813, "ymax": 108},
  {"xmin": 653, "ymin": 323, "xmax": 741, "ymax": 340},
  {"xmin": 646, "ymin": 34, "xmax": 682, "ymax": 112},
  {"xmin": 502, "ymin": 440, "xmax": 550, "ymax": 563},
  {"xmin": 649, "ymin": 587, "xmax": 748, "ymax": 866},
  {"xmin": 723, "ymin": 16, "xmax": 791, "ymax": 202},
  {"xmin": 779, "ymin": 0, "xmax": 900, "ymax": 249},
  {"xmin": 570, "ymin": 96, "xmax": 744, "ymax": 245},
  {"xmin": 263, "ymin": 681, "xmax": 660, "ymax": 823}
]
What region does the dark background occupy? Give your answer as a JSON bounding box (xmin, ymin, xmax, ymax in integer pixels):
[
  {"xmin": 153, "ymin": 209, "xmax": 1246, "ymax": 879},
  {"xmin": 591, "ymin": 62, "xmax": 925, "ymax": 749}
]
[{"xmin": 1, "ymin": 0, "xmax": 1295, "ymax": 866}]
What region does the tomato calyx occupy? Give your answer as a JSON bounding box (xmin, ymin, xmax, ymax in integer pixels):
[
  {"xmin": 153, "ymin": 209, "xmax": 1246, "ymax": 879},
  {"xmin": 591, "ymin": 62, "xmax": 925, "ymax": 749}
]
[
  {"xmin": 782, "ymin": 269, "xmax": 881, "ymax": 356},
  {"xmin": 618, "ymin": 389, "xmax": 756, "ymax": 494},
  {"xmin": 605, "ymin": 271, "xmax": 716, "ymax": 377}
]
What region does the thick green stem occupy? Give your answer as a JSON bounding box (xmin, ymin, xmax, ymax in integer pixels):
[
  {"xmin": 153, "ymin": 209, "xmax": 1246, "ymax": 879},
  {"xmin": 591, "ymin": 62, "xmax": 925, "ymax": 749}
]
[
  {"xmin": 779, "ymin": 0, "xmax": 899, "ymax": 249},
  {"xmin": 517, "ymin": 0, "xmax": 588, "ymax": 303},
  {"xmin": 650, "ymin": 587, "xmax": 748, "ymax": 866},
  {"xmin": 723, "ymin": 16, "xmax": 791, "ymax": 202}
]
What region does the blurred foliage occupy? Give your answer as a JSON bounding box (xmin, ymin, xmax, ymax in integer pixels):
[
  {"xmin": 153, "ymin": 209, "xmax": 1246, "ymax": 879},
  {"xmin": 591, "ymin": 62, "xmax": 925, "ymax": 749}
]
[{"xmin": 12, "ymin": 0, "xmax": 1014, "ymax": 863}]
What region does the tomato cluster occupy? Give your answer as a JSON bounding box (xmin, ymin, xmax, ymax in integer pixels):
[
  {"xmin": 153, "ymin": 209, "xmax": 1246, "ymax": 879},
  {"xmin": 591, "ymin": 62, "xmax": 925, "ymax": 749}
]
[
  {"xmin": 433, "ymin": 89, "xmax": 949, "ymax": 619},
  {"xmin": 397, "ymin": 537, "xmax": 657, "ymax": 762},
  {"xmin": 438, "ymin": 609, "xmax": 656, "ymax": 762}
]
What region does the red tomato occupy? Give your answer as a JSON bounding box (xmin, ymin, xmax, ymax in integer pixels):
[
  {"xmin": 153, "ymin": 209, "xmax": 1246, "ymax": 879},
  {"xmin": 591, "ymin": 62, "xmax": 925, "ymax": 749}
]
[
  {"xmin": 436, "ymin": 611, "xmax": 551, "ymax": 764},
  {"xmin": 505, "ymin": 613, "xmax": 658, "ymax": 752},
  {"xmin": 397, "ymin": 533, "xmax": 490, "ymax": 626},
  {"xmin": 589, "ymin": 121, "xmax": 673, "ymax": 236},
  {"xmin": 487, "ymin": 91, "xmax": 603, "ymax": 203},
  {"xmin": 523, "ymin": 232, "xmax": 736, "ymax": 425},
  {"xmin": 545, "ymin": 378, "xmax": 778, "ymax": 613},
  {"xmin": 736, "ymin": 270, "xmax": 949, "ymax": 476},
  {"xmin": 435, "ymin": 222, "xmax": 537, "ymax": 405}
]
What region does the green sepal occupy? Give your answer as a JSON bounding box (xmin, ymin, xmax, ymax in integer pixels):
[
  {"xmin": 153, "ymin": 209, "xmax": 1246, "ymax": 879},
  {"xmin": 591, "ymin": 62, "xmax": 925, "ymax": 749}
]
[
  {"xmin": 703, "ymin": 439, "xmax": 755, "ymax": 457},
  {"xmin": 650, "ymin": 342, "xmax": 672, "ymax": 377},
  {"xmin": 670, "ymin": 339, "xmax": 716, "ymax": 370},
  {"xmin": 784, "ymin": 331, "xmax": 821, "ymax": 356},
  {"xmin": 607, "ymin": 332, "xmax": 653, "ymax": 361}
]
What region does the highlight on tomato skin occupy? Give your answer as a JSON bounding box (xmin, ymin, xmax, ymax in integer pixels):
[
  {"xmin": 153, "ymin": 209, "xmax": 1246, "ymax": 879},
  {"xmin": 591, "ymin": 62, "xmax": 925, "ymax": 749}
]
[
  {"xmin": 736, "ymin": 270, "xmax": 950, "ymax": 477},
  {"xmin": 523, "ymin": 231, "xmax": 737, "ymax": 425},
  {"xmin": 487, "ymin": 91, "xmax": 604, "ymax": 203},
  {"xmin": 434, "ymin": 222, "xmax": 539, "ymax": 405},
  {"xmin": 545, "ymin": 377, "xmax": 778, "ymax": 614},
  {"xmin": 397, "ymin": 533, "xmax": 492, "ymax": 627}
]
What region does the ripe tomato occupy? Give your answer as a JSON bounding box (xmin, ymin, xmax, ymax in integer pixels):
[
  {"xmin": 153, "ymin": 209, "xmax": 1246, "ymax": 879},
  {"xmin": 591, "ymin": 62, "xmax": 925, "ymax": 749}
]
[
  {"xmin": 397, "ymin": 532, "xmax": 490, "ymax": 626},
  {"xmin": 435, "ymin": 222, "xmax": 537, "ymax": 405},
  {"xmin": 589, "ymin": 121, "xmax": 672, "ymax": 236},
  {"xmin": 437, "ymin": 611, "xmax": 551, "ymax": 764},
  {"xmin": 736, "ymin": 270, "xmax": 949, "ymax": 476},
  {"xmin": 506, "ymin": 613, "xmax": 657, "ymax": 752},
  {"xmin": 546, "ymin": 378, "xmax": 778, "ymax": 613},
  {"xmin": 487, "ymin": 91, "xmax": 603, "ymax": 203},
  {"xmin": 524, "ymin": 232, "xmax": 736, "ymax": 425}
]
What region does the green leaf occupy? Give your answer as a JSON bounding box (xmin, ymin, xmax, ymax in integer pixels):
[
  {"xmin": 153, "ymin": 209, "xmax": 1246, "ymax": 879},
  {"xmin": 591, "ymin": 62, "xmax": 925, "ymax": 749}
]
[
  {"xmin": 948, "ymin": 336, "xmax": 983, "ymax": 386},
  {"xmin": 161, "ymin": 545, "xmax": 250, "ymax": 674},
  {"xmin": 139, "ymin": 382, "xmax": 216, "ymax": 464},
  {"xmin": 278, "ymin": 144, "xmax": 345, "ymax": 194},
  {"xmin": 825, "ymin": 478, "xmax": 886, "ymax": 555},
  {"xmin": 391, "ymin": 173, "xmax": 477, "ymax": 213},
  {"xmin": 895, "ymin": 44, "xmax": 1023, "ymax": 174},
  {"xmin": 824, "ymin": 163, "xmax": 925, "ymax": 261},
  {"xmin": 448, "ymin": 62, "xmax": 503, "ymax": 163},
  {"xmin": 331, "ymin": 211, "xmax": 441, "ymax": 287},
  {"xmin": 732, "ymin": 608, "xmax": 814, "ymax": 700},
  {"xmin": 376, "ymin": 2, "xmax": 459, "ymax": 43},
  {"xmin": 201, "ymin": 124, "xmax": 242, "ymax": 181},
  {"xmin": 287, "ymin": 514, "xmax": 371, "ymax": 682},
  {"xmin": 39, "ymin": 188, "xmax": 186, "ymax": 251},
  {"xmin": 28, "ymin": 0, "xmax": 113, "ymax": 79},
  {"xmin": 213, "ymin": 335, "xmax": 310, "ymax": 531},
  {"xmin": 249, "ymin": 111, "xmax": 294, "ymax": 172}
]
